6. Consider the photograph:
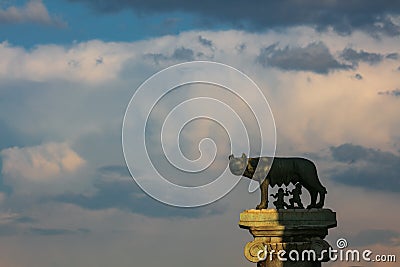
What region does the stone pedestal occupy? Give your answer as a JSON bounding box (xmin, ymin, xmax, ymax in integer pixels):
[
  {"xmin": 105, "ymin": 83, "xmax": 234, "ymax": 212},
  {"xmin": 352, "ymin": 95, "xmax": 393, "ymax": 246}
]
[{"xmin": 239, "ymin": 209, "xmax": 337, "ymax": 267}]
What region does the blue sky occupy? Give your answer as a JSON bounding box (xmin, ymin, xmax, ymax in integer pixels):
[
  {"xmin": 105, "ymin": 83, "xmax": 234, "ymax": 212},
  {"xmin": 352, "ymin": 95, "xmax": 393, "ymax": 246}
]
[
  {"xmin": 1, "ymin": 0, "xmax": 212, "ymax": 47},
  {"xmin": 0, "ymin": 1, "xmax": 399, "ymax": 267}
]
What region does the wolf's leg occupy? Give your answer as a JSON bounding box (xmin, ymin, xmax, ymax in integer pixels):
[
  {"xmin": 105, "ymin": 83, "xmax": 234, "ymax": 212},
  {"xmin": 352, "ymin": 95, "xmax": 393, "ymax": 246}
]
[
  {"xmin": 307, "ymin": 190, "xmax": 317, "ymax": 209},
  {"xmin": 316, "ymin": 191, "xmax": 326, "ymax": 208},
  {"xmin": 256, "ymin": 179, "xmax": 269, "ymax": 209}
]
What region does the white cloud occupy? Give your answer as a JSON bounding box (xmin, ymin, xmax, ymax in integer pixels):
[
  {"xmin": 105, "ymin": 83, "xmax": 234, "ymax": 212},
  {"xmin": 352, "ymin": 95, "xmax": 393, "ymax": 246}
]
[
  {"xmin": 0, "ymin": 28, "xmax": 399, "ymax": 189},
  {"xmin": 0, "ymin": 40, "xmax": 133, "ymax": 83},
  {"xmin": 1, "ymin": 142, "xmax": 85, "ymax": 181},
  {"xmin": 0, "ymin": 0, "xmax": 65, "ymax": 27},
  {"xmin": 1, "ymin": 142, "xmax": 89, "ymax": 195},
  {"xmin": 0, "ymin": 28, "xmax": 399, "ymax": 168}
]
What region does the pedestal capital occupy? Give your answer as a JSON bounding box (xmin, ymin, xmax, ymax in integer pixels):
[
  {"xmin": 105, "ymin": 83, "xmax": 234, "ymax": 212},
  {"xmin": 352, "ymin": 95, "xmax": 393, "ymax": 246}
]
[{"xmin": 238, "ymin": 209, "xmax": 337, "ymax": 266}]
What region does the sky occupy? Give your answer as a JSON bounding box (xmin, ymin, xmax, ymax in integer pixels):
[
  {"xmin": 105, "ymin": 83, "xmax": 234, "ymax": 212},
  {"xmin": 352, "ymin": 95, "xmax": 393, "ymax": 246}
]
[{"xmin": 0, "ymin": 0, "xmax": 399, "ymax": 266}]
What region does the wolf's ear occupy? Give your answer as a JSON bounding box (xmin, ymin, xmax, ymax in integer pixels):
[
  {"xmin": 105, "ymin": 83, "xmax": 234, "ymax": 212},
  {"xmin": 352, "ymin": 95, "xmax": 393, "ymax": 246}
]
[
  {"xmin": 228, "ymin": 154, "xmax": 233, "ymax": 160},
  {"xmin": 242, "ymin": 153, "xmax": 246, "ymax": 158}
]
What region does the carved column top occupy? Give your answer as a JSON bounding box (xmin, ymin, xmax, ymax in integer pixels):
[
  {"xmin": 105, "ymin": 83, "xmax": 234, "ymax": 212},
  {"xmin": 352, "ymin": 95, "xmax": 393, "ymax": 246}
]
[
  {"xmin": 239, "ymin": 208, "xmax": 337, "ymax": 229},
  {"xmin": 238, "ymin": 209, "xmax": 337, "ymax": 264}
]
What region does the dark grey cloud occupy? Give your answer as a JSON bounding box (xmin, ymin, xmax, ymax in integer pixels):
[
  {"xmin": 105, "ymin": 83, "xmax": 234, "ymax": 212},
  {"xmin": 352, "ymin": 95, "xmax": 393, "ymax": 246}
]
[
  {"xmin": 378, "ymin": 88, "xmax": 400, "ymax": 97},
  {"xmin": 145, "ymin": 46, "xmax": 195, "ymax": 64},
  {"xmin": 340, "ymin": 48, "xmax": 384, "ymax": 66},
  {"xmin": 235, "ymin": 43, "xmax": 246, "ymax": 53},
  {"xmin": 198, "ymin": 35, "xmax": 213, "ymax": 48},
  {"xmin": 386, "ymin": 52, "xmax": 399, "ymax": 60},
  {"xmin": 67, "ymin": 0, "xmax": 400, "ymax": 36},
  {"xmin": 53, "ymin": 165, "xmax": 225, "ymax": 218},
  {"xmin": 362, "ymin": 16, "xmax": 400, "ymax": 38},
  {"xmin": 171, "ymin": 47, "xmax": 195, "ymax": 61},
  {"xmin": 95, "ymin": 56, "xmax": 104, "ymax": 65},
  {"xmin": 354, "ymin": 73, "xmax": 363, "ymax": 80},
  {"xmin": 144, "ymin": 53, "xmax": 168, "ymax": 65},
  {"xmin": 349, "ymin": 229, "xmax": 400, "ymax": 247},
  {"xmin": 258, "ymin": 42, "xmax": 351, "ymax": 74},
  {"xmin": 330, "ymin": 143, "xmax": 400, "ymax": 192}
]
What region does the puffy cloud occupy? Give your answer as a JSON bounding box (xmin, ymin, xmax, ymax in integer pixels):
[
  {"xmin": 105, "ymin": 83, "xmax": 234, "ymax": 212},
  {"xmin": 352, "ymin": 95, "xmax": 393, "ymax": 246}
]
[
  {"xmin": 1, "ymin": 29, "xmax": 400, "ymax": 179},
  {"xmin": 340, "ymin": 48, "xmax": 385, "ymax": 66},
  {"xmin": 0, "ymin": 40, "xmax": 136, "ymax": 84},
  {"xmin": 0, "ymin": 29, "xmax": 399, "ymax": 169},
  {"xmin": 1, "ymin": 143, "xmax": 88, "ymax": 195},
  {"xmin": 0, "ymin": 0, "xmax": 65, "ymax": 27},
  {"xmin": 1, "ymin": 142, "xmax": 85, "ymax": 182},
  {"xmin": 331, "ymin": 143, "xmax": 398, "ymax": 164},
  {"xmin": 329, "ymin": 144, "xmax": 400, "ymax": 192},
  {"xmin": 257, "ymin": 42, "xmax": 351, "ymax": 74},
  {"xmin": 263, "ymin": 47, "xmax": 400, "ymax": 154}
]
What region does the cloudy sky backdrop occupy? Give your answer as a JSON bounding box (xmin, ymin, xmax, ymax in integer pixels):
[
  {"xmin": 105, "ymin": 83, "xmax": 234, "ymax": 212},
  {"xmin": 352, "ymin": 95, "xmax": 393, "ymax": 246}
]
[{"xmin": 0, "ymin": 1, "xmax": 399, "ymax": 266}]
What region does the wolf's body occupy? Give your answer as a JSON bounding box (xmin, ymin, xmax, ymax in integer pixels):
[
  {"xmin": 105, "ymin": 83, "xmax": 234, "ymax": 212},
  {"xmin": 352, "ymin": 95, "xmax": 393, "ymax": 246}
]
[{"xmin": 229, "ymin": 154, "xmax": 326, "ymax": 209}]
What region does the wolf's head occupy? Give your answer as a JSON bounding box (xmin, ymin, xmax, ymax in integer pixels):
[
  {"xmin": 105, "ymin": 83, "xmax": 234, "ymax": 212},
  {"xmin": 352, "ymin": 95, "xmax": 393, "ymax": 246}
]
[{"xmin": 228, "ymin": 153, "xmax": 248, "ymax": 176}]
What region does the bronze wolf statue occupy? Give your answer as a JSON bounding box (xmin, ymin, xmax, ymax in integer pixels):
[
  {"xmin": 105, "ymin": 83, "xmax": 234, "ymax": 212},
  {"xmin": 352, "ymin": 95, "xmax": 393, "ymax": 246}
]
[{"xmin": 228, "ymin": 153, "xmax": 326, "ymax": 209}]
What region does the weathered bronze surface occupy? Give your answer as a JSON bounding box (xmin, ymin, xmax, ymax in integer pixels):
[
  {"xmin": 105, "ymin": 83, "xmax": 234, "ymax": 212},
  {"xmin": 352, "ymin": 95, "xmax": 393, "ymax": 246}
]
[{"xmin": 229, "ymin": 153, "xmax": 326, "ymax": 209}]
